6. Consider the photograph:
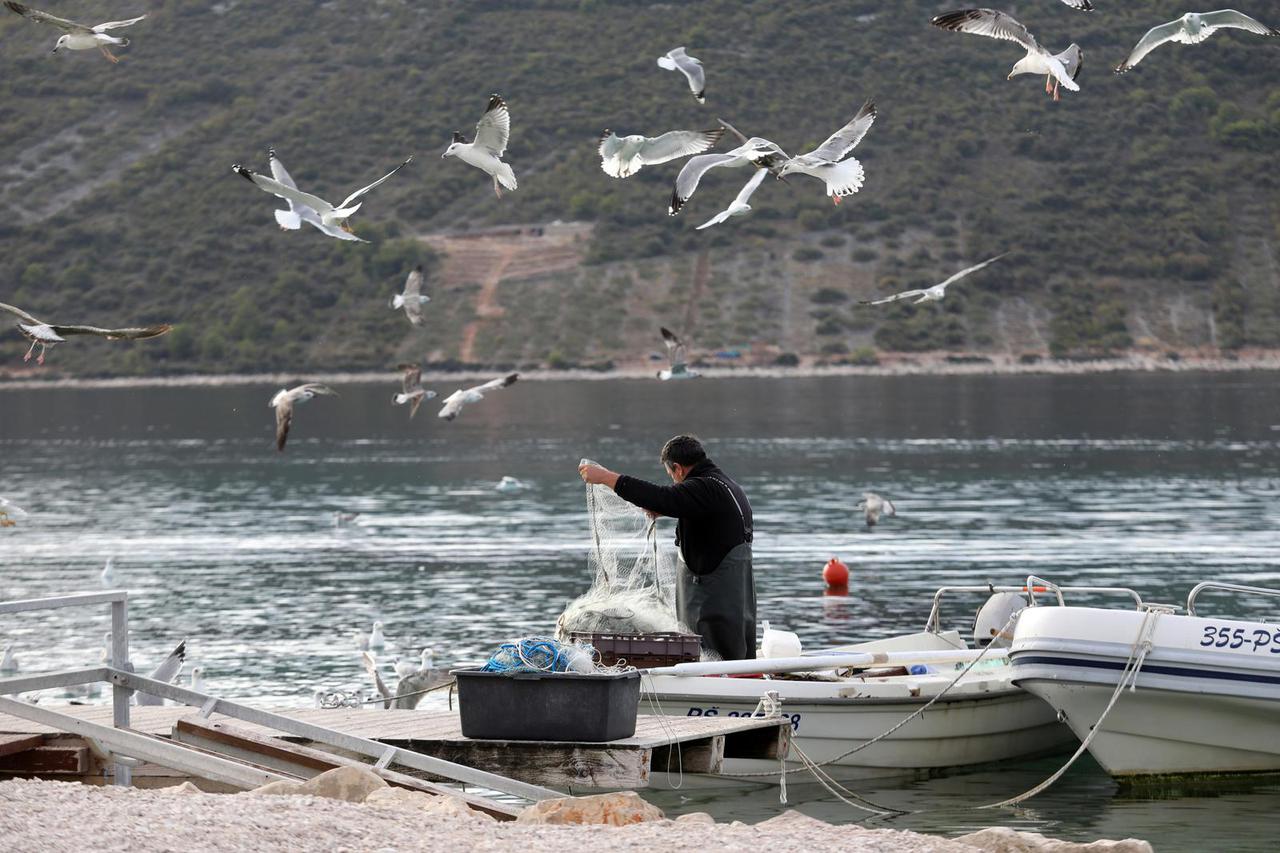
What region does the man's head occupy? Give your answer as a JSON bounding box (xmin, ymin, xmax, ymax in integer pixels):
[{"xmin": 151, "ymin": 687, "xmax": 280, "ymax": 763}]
[{"xmin": 660, "ymin": 434, "xmax": 707, "ymax": 483}]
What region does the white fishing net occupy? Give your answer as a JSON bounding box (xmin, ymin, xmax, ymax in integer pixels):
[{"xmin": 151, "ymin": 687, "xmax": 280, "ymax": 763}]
[{"xmin": 555, "ymin": 461, "xmax": 688, "ymax": 639}]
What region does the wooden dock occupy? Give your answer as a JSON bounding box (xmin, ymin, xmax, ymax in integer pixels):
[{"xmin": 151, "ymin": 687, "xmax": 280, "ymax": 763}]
[{"xmin": 0, "ymin": 705, "xmax": 789, "ymax": 791}]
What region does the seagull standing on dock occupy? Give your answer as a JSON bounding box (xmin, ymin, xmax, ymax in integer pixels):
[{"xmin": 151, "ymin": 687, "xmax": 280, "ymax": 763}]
[
  {"xmin": 188, "ymin": 666, "xmax": 206, "ymax": 693},
  {"xmin": 232, "ymin": 156, "xmax": 413, "ymax": 242},
  {"xmin": 442, "ymin": 94, "xmax": 516, "ymax": 198},
  {"xmin": 100, "ymin": 557, "xmax": 117, "ymax": 587},
  {"xmin": 931, "ymin": 9, "xmax": 1084, "ymax": 101},
  {"xmin": 1114, "ymin": 11, "xmax": 1279, "ymax": 73},
  {"xmin": 269, "ymin": 383, "xmax": 338, "ymax": 452},
  {"xmin": 0, "ymin": 644, "xmax": 18, "ymax": 673},
  {"xmin": 134, "ymin": 640, "xmax": 188, "ymax": 706},
  {"xmin": 393, "ymin": 363, "xmax": 436, "ymax": 419},
  {"xmin": 597, "ymin": 128, "xmax": 724, "ymax": 178},
  {"xmin": 0, "ymin": 302, "xmax": 171, "ymax": 365},
  {"xmin": 390, "ymin": 265, "xmax": 430, "ymax": 325},
  {"xmin": 657, "ymin": 47, "xmax": 707, "ymax": 103},
  {"xmin": 437, "ymin": 373, "xmax": 519, "ymax": 421},
  {"xmin": 3, "ymin": 2, "xmax": 145, "ymax": 63},
  {"xmin": 860, "ymin": 254, "xmax": 1008, "ymax": 306},
  {"xmin": 776, "ymin": 99, "xmax": 877, "ymax": 205},
  {"xmin": 857, "ymin": 493, "xmax": 897, "ymax": 529}
]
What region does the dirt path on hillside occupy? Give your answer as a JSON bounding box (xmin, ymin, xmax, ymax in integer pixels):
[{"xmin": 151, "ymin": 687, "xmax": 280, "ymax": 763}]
[{"xmin": 458, "ymin": 244, "xmax": 517, "ymax": 363}]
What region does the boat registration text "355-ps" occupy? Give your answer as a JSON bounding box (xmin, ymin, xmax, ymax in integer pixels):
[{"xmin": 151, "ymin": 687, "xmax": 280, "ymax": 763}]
[{"xmin": 1199, "ymin": 624, "xmax": 1280, "ymax": 653}]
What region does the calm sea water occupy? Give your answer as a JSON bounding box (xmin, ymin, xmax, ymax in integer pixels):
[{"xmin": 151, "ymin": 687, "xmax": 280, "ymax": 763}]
[{"xmin": 2, "ymin": 373, "xmax": 1278, "ymax": 850}]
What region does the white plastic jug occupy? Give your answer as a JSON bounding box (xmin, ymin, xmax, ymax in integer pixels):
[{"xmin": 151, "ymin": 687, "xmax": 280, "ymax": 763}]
[{"xmin": 760, "ymin": 620, "xmax": 802, "ymax": 659}]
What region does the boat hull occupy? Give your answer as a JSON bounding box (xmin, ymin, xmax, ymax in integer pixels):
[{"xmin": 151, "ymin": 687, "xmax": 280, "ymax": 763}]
[{"xmin": 1012, "ymin": 606, "xmax": 1280, "ymax": 777}]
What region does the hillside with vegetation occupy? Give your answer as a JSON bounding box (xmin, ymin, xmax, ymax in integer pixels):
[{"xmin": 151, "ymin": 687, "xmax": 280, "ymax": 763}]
[{"xmin": 0, "ymin": 0, "xmax": 1277, "ymax": 376}]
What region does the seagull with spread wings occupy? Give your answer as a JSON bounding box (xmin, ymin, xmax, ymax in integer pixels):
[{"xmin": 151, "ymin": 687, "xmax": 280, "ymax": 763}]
[
  {"xmin": 857, "ymin": 493, "xmax": 897, "ymax": 529},
  {"xmin": 696, "ymin": 168, "xmax": 769, "ymax": 230},
  {"xmin": 777, "ymin": 99, "xmax": 877, "ymax": 205},
  {"xmin": 669, "ymin": 136, "xmax": 790, "ymax": 216},
  {"xmin": 1060, "ymin": 0, "xmax": 1093, "ymax": 9},
  {"xmin": 0, "ymin": 302, "xmax": 171, "ymax": 365},
  {"xmin": 3, "ymin": 2, "xmax": 145, "ymax": 63},
  {"xmin": 269, "ymin": 383, "xmax": 338, "ymax": 452},
  {"xmin": 437, "ymin": 373, "xmax": 519, "ymax": 421},
  {"xmin": 232, "ymin": 155, "xmax": 412, "ymax": 241},
  {"xmin": 860, "ymin": 254, "xmax": 1008, "ymax": 306},
  {"xmin": 134, "ymin": 640, "xmax": 188, "ymax": 706},
  {"xmin": 393, "ymin": 363, "xmax": 436, "ymax": 419},
  {"xmin": 658, "ymin": 327, "xmax": 700, "ymax": 380},
  {"xmin": 262, "ymin": 148, "xmax": 364, "ymax": 242},
  {"xmin": 597, "ymin": 128, "xmax": 724, "ymax": 178},
  {"xmin": 443, "ymin": 94, "xmax": 516, "ymax": 198},
  {"xmin": 932, "ymin": 9, "xmax": 1084, "ymax": 101},
  {"xmin": 657, "ymin": 47, "xmax": 707, "ymax": 103},
  {"xmin": 390, "ymin": 265, "xmax": 430, "ymax": 326},
  {"xmin": 1115, "ymin": 10, "xmax": 1279, "ymax": 73}
]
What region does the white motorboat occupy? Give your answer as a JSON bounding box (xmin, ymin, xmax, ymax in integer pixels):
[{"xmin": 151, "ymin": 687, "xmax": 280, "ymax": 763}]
[
  {"xmin": 1011, "ymin": 577, "xmax": 1280, "ymax": 778},
  {"xmin": 642, "ymin": 586, "xmax": 1080, "ymax": 784}
]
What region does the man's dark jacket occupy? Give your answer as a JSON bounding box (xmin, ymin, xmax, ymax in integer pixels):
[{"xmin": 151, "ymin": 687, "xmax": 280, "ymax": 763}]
[{"xmin": 614, "ymin": 459, "xmax": 753, "ymax": 574}]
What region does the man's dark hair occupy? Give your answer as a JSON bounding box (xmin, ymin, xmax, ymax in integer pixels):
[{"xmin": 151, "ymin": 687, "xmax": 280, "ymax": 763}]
[{"xmin": 661, "ymin": 434, "xmax": 707, "ymax": 468}]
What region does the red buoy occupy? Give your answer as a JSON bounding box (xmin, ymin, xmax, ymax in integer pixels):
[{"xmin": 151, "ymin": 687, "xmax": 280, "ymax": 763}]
[{"xmin": 823, "ymin": 556, "xmax": 849, "ymax": 588}]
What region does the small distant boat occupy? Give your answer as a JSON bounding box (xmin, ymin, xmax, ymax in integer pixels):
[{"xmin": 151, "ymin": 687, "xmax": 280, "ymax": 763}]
[
  {"xmin": 1011, "ymin": 577, "xmax": 1280, "ymax": 778},
  {"xmin": 643, "ymin": 584, "xmax": 1080, "ymax": 785}
]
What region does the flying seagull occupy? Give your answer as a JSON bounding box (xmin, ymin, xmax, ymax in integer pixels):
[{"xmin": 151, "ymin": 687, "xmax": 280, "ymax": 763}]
[
  {"xmin": 263, "ymin": 149, "xmax": 363, "ymax": 242},
  {"xmin": 0, "ymin": 302, "xmax": 171, "ymax": 365},
  {"xmin": 857, "ymin": 493, "xmax": 897, "ymax": 529},
  {"xmin": 597, "ymin": 128, "xmax": 724, "ymax": 178},
  {"xmin": 437, "ymin": 373, "xmax": 519, "ymax": 421},
  {"xmin": 658, "ymin": 327, "xmax": 700, "ymax": 380},
  {"xmin": 134, "ymin": 639, "xmax": 188, "ymax": 706},
  {"xmin": 269, "ymin": 383, "xmax": 338, "ymax": 452},
  {"xmin": 932, "ymin": 9, "xmax": 1084, "ymax": 101},
  {"xmin": 1115, "ymin": 11, "xmax": 1279, "ymax": 73},
  {"xmin": 443, "ymin": 94, "xmax": 516, "ymax": 198},
  {"xmin": 717, "ymin": 118, "xmax": 791, "ymax": 180},
  {"xmin": 860, "ymin": 254, "xmax": 1007, "ymax": 306},
  {"xmin": 669, "ymin": 137, "xmax": 790, "ymax": 215},
  {"xmin": 696, "ymin": 168, "xmax": 769, "ymax": 230},
  {"xmin": 657, "ymin": 47, "xmax": 706, "ymax": 103},
  {"xmin": 777, "ymin": 99, "xmax": 877, "ymax": 205},
  {"xmin": 393, "ymin": 363, "xmax": 436, "ymax": 419},
  {"xmin": 1060, "ymin": 0, "xmax": 1093, "ymax": 9},
  {"xmin": 3, "ymin": 2, "xmax": 145, "ymax": 63},
  {"xmin": 390, "ymin": 265, "xmax": 430, "ymax": 325},
  {"xmin": 232, "ymin": 155, "xmax": 412, "ymax": 241}
]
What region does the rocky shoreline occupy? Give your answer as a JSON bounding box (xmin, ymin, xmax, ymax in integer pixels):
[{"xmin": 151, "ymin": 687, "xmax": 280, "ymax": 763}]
[
  {"xmin": 0, "ymin": 351, "xmax": 1278, "ymax": 391},
  {"xmin": 0, "ymin": 771, "xmax": 1153, "ymax": 853}
]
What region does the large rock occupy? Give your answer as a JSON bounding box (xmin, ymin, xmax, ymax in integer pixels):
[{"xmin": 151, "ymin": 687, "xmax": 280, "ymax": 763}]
[
  {"xmin": 673, "ymin": 811, "xmax": 716, "ymax": 826},
  {"xmin": 756, "ymin": 810, "xmax": 831, "ymax": 830},
  {"xmin": 159, "ymin": 781, "xmax": 204, "ymax": 795},
  {"xmin": 957, "ymin": 827, "xmax": 1155, "ymax": 853},
  {"xmin": 296, "ymin": 766, "xmax": 388, "ymax": 803},
  {"xmin": 516, "ymin": 791, "xmax": 665, "ymax": 826},
  {"xmin": 364, "ymin": 786, "xmax": 493, "ymax": 821},
  {"xmin": 247, "ymin": 780, "xmax": 304, "ymax": 797}
]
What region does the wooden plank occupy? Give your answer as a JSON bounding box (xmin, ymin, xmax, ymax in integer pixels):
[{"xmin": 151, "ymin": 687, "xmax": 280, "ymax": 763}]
[
  {"xmin": 0, "ymin": 745, "xmax": 88, "ymax": 774},
  {"xmin": 0, "ymin": 734, "xmax": 44, "ymax": 757},
  {"xmin": 652, "ymin": 736, "xmax": 724, "ymax": 775},
  {"xmin": 173, "ymin": 719, "xmax": 519, "ymax": 821}
]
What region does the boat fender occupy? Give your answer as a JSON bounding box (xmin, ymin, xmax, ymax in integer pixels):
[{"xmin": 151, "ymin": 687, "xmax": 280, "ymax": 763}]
[{"xmin": 972, "ymin": 592, "xmax": 1025, "ymax": 648}]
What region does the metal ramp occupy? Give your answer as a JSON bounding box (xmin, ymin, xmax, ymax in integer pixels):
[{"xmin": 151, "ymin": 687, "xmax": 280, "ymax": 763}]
[{"xmin": 0, "ymin": 592, "xmax": 556, "ymax": 819}]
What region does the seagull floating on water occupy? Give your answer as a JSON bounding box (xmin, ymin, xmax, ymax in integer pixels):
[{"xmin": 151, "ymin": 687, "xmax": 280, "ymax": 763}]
[
  {"xmin": 597, "ymin": 128, "xmax": 724, "ymax": 178},
  {"xmin": 390, "ymin": 265, "xmax": 430, "ymax": 326},
  {"xmin": 857, "ymin": 493, "xmax": 897, "ymax": 529},
  {"xmin": 261, "ymin": 149, "xmax": 364, "ymax": 242},
  {"xmin": 443, "ymin": 94, "xmax": 516, "ymax": 198},
  {"xmin": 495, "ymin": 475, "xmax": 526, "ymax": 493},
  {"xmin": 1115, "ymin": 11, "xmax": 1279, "ymax": 73},
  {"xmin": 393, "ymin": 363, "xmax": 436, "ymax": 419},
  {"xmin": 696, "ymin": 168, "xmax": 768, "ymax": 230},
  {"xmin": 232, "ymin": 155, "xmax": 412, "ymax": 242},
  {"xmin": 333, "ymin": 511, "xmax": 360, "ymax": 527},
  {"xmin": 932, "ymin": 9, "xmax": 1083, "ymax": 101},
  {"xmin": 270, "ymin": 383, "xmax": 338, "ymax": 452},
  {"xmin": 670, "ymin": 137, "xmax": 790, "ymax": 216},
  {"xmin": 658, "ymin": 327, "xmax": 700, "ymax": 381},
  {"xmin": 438, "ymin": 373, "xmax": 519, "ymax": 421},
  {"xmin": 860, "ymin": 254, "xmax": 1007, "ymax": 306},
  {"xmin": 777, "ymin": 99, "xmax": 877, "ymax": 205},
  {"xmin": 0, "ymin": 302, "xmax": 171, "ymax": 365},
  {"xmin": 4, "ymin": 2, "xmax": 145, "ymax": 63},
  {"xmin": 657, "ymin": 47, "xmax": 706, "ymax": 103}
]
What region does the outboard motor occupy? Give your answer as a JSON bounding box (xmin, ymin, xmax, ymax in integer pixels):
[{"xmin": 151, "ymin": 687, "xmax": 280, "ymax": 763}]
[{"xmin": 973, "ymin": 592, "xmax": 1026, "ymax": 648}]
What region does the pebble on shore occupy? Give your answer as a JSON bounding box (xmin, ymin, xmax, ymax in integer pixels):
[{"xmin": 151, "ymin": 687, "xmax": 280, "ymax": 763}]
[{"xmin": 0, "ymin": 775, "xmax": 1153, "ymax": 853}]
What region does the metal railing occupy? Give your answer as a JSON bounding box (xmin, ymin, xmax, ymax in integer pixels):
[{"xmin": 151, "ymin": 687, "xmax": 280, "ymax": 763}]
[
  {"xmin": 1186, "ymin": 581, "xmax": 1280, "ymax": 617},
  {"xmin": 0, "ymin": 591, "xmax": 134, "ymax": 785},
  {"xmin": 924, "ymin": 578, "xmax": 1146, "ymax": 634}
]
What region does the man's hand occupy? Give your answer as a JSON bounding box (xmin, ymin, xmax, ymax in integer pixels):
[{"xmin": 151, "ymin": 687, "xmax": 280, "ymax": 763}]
[{"xmin": 578, "ymin": 462, "xmax": 620, "ymax": 489}]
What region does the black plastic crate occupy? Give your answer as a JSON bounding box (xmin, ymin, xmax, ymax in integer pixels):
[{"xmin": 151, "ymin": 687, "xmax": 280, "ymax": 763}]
[{"xmin": 452, "ymin": 668, "xmax": 641, "ymax": 742}]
